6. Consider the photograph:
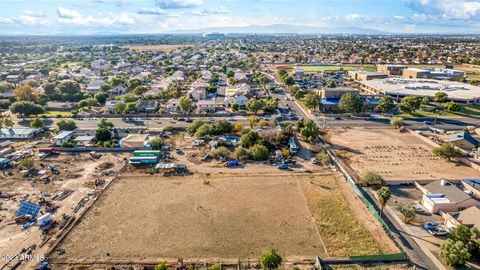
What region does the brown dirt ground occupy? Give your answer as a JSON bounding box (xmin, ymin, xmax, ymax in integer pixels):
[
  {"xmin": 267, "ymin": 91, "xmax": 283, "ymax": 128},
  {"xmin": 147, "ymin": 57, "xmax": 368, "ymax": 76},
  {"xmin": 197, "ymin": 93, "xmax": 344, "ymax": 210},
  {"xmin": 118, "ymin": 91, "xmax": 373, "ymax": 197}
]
[
  {"xmin": 53, "ymin": 174, "xmax": 327, "ymax": 263},
  {"xmin": 326, "ymin": 128, "xmax": 480, "ymax": 182}
]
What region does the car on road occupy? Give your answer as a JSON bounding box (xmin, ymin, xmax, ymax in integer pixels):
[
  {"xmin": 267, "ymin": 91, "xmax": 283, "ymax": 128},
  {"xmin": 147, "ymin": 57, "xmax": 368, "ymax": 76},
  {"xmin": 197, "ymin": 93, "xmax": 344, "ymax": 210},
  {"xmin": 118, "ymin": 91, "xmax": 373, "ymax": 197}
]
[
  {"xmin": 289, "ymin": 116, "xmax": 299, "ymax": 121},
  {"xmin": 428, "ymin": 226, "xmax": 449, "ymax": 236},
  {"xmin": 178, "ymin": 118, "xmax": 186, "ymax": 121},
  {"xmin": 423, "ymin": 221, "xmax": 438, "ymax": 230},
  {"xmin": 228, "ymin": 117, "xmax": 235, "ymax": 121},
  {"xmin": 185, "ymin": 118, "xmax": 193, "ymax": 123},
  {"xmin": 423, "ymin": 120, "xmax": 433, "ymax": 125},
  {"xmin": 277, "ymin": 164, "xmax": 289, "ymax": 170}
]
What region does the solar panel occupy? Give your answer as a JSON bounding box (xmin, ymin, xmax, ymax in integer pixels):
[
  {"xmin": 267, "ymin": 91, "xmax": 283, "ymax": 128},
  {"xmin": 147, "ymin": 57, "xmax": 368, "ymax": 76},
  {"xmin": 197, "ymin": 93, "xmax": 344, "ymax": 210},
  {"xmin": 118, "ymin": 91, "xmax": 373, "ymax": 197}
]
[{"xmin": 16, "ymin": 202, "xmax": 41, "ymax": 218}]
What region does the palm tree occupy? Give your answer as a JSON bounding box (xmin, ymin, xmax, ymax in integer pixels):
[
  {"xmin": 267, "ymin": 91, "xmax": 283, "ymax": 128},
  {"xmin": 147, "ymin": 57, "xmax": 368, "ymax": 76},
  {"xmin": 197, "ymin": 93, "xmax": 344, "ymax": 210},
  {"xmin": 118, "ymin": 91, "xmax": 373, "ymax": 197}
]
[{"xmin": 377, "ymin": 186, "xmax": 392, "ymax": 217}]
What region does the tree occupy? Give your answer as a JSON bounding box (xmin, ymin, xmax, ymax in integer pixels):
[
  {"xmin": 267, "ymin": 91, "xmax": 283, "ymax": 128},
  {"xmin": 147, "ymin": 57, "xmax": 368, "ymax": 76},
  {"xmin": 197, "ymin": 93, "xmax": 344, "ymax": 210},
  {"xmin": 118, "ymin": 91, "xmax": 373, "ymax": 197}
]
[
  {"xmin": 98, "ymin": 118, "xmax": 114, "ymax": 129},
  {"xmin": 300, "ymin": 120, "xmax": 320, "ymax": 143},
  {"xmin": 133, "ymin": 85, "xmax": 150, "ymax": 96},
  {"xmin": 149, "ymin": 137, "xmax": 164, "ymax": 150},
  {"xmin": 361, "ymin": 170, "xmax": 385, "ymax": 188},
  {"xmin": 249, "ymin": 144, "xmax": 269, "ymax": 160},
  {"xmin": 9, "ymin": 101, "xmax": 45, "ymax": 117},
  {"xmin": 154, "ymin": 262, "xmax": 168, "ymax": 270},
  {"xmin": 227, "ymin": 70, "xmax": 235, "ymax": 78},
  {"xmin": 246, "ymin": 98, "xmax": 263, "ymax": 115},
  {"xmin": 260, "ymin": 249, "xmax": 282, "ymax": 270},
  {"xmin": 376, "ymin": 96, "xmax": 396, "ymax": 114},
  {"xmin": 30, "ymin": 118, "xmax": 44, "ymax": 128},
  {"xmin": 448, "ymin": 224, "xmax": 480, "ymax": 258},
  {"xmin": 441, "ymin": 239, "xmax": 471, "ymax": 267},
  {"xmin": 187, "ymin": 119, "xmax": 206, "ymax": 134},
  {"xmin": 234, "ymin": 147, "xmax": 250, "ymax": 161},
  {"xmin": 179, "ymin": 96, "xmax": 193, "ymax": 116},
  {"xmin": 241, "ymin": 130, "xmax": 260, "ymax": 148},
  {"xmin": 113, "ymin": 102, "xmax": 126, "ymax": 114},
  {"xmin": 194, "ymin": 123, "xmax": 213, "ymax": 138},
  {"xmin": 277, "ymin": 70, "xmax": 287, "ymax": 78},
  {"xmin": 209, "ymin": 146, "xmax": 231, "ymax": 159},
  {"xmin": 1, "ymin": 116, "xmax": 13, "ymax": 127},
  {"xmin": 303, "ymin": 93, "xmax": 321, "ymax": 111},
  {"xmin": 421, "ymin": 96, "xmax": 430, "ymax": 107},
  {"xmin": 125, "ymin": 102, "xmax": 137, "ymax": 113},
  {"xmin": 398, "ymin": 96, "xmax": 421, "ymax": 114},
  {"xmin": 395, "ymin": 202, "xmax": 416, "ymax": 223},
  {"xmin": 231, "ymin": 102, "xmax": 239, "ymax": 111},
  {"xmin": 17, "ymin": 157, "xmax": 35, "ymax": 170},
  {"xmin": 444, "ymin": 101, "xmax": 462, "ymax": 112},
  {"xmin": 377, "ymin": 186, "xmax": 391, "ymax": 217},
  {"xmin": 95, "ymin": 128, "xmax": 112, "ymax": 142},
  {"xmin": 247, "ymin": 115, "xmax": 257, "ymax": 129},
  {"xmin": 78, "ymin": 97, "xmax": 98, "ymax": 108},
  {"xmin": 316, "ymin": 152, "xmax": 331, "ymax": 166},
  {"xmin": 434, "ymin": 92, "xmax": 448, "ymax": 103},
  {"xmin": 390, "ymin": 116, "xmax": 404, "ymax": 129},
  {"xmin": 339, "ymin": 93, "xmax": 363, "ymax": 113},
  {"xmin": 283, "ymin": 76, "xmax": 294, "ymax": 90},
  {"xmin": 127, "ymin": 79, "xmax": 141, "ymax": 89},
  {"xmin": 325, "ymin": 80, "xmax": 337, "ymax": 88},
  {"xmin": 56, "ymin": 119, "xmax": 77, "ymax": 131},
  {"xmin": 94, "ymin": 91, "xmax": 108, "ymax": 104},
  {"xmin": 212, "ymin": 120, "xmax": 233, "ymax": 134},
  {"xmin": 13, "ymin": 84, "xmax": 39, "ymax": 102},
  {"xmin": 433, "ymin": 143, "xmax": 461, "ymax": 161},
  {"xmin": 43, "ymin": 82, "xmax": 57, "ymax": 98},
  {"xmin": 58, "ymin": 80, "xmax": 83, "ymax": 102}
]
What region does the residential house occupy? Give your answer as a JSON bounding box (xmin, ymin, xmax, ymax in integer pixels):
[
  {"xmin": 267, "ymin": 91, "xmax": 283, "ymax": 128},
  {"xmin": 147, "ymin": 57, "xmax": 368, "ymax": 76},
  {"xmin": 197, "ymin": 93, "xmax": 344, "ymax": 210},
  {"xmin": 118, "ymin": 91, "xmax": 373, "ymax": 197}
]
[
  {"xmin": 165, "ymin": 98, "xmax": 180, "ymax": 113},
  {"xmin": 0, "ymin": 128, "xmax": 41, "ymax": 139},
  {"xmin": 86, "ymin": 79, "xmax": 105, "ymax": 94},
  {"xmin": 225, "ymin": 83, "xmax": 251, "ymax": 97},
  {"xmin": 73, "ymin": 135, "xmax": 95, "ymax": 147},
  {"xmin": 105, "ymin": 100, "xmax": 125, "ymax": 113},
  {"xmin": 224, "ymin": 95, "xmax": 248, "ymax": 108},
  {"xmin": 137, "ymin": 100, "xmax": 159, "ymax": 113},
  {"xmin": 449, "ymin": 132, "xmax": 479, "ymax": 150},
  {"xmin": 234, "ymin": 72, "xmax": 249, "ymax": 84},
  {"xmin": 53, "ymin": 130, "xmax": 75, "ymax": 146},
  {"xmin": 417, "ymin": 180, "xmax": 480, "ymax": 213},
  {"xmin": 197, "ymin": 99, "xmax": 216, "ymax": 113},
  {"xmin": 443, "ymin": 206, "xmax": 480, "ymax": 230}
]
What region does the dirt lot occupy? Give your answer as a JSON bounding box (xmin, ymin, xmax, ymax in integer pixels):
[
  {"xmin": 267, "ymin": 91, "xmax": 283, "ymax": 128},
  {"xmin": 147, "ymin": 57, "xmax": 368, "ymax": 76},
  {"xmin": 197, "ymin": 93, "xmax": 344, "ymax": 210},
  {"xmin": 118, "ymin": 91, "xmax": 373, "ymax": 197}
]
[
  {"xmin": 125, "ymin": 45, "xmax": 193, "ymax": 52},
  {"xmin": 51, "ymin": 171, "xmax": 397, "ymax": 266},
  {"xmin": 325, "ymin": 128, "xmax": 480, "ymax": 182}
]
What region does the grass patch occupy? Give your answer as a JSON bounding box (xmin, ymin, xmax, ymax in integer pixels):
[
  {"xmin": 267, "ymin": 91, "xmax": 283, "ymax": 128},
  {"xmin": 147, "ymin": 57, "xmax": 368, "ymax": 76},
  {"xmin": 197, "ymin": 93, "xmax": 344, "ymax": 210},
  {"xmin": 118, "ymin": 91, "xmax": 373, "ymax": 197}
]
[
  {"xmin": 398, "ymin": 104, "xmax": 480, "ymax": 119},
  {"xmin": 39, "ymin": 110, "xmax": 73, "ymax": 118},
  {"xmin": 292, "ymin": 65, "xmax": 376, "ymax": 72},
  {"xmin": 301, "ymin": 176, "xmax": 384, "ymax": 257}
]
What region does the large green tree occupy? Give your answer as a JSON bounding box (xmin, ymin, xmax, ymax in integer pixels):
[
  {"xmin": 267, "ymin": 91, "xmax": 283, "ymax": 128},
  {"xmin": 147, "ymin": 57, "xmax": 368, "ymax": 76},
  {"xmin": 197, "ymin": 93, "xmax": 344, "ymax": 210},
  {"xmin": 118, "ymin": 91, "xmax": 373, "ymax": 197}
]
[
  {"xmin": 433, "ymin": 143, "xmax": 461, "ymax": 161},
  {"xmin": 398, "ymin": 96, "xmax": 421, "ymax": 114},
  {"xmin": 260, "ymin": 249, "xmax": 282, "ymax": 270},
  {"xmin": 377, "ymin": 186, "xmax": 391, "ymax": 217},
  {"xmin": 179, "ymin": 96, "xmax": 193, "ymax": 116},
  {"xmin": 376, "ymin": 96, "xmax": 396, "ymax": 114},
  {"xmin": 9, "ymin": 101, "xmax": 45, "ymax": 117},
  {"xmin": 300, "ymin": 120, "xmax": 320, "ymax": 143},
  {"xmin": 246, "ymin": 98, "xmax": 263, "ymax": 115},
  {"xmin": 303, "ymin": 93, "xmax": 321, "ymax": 112},
  {"xmin": 339, "ymin": 93, "xmax": 363, "ymax": 113}
]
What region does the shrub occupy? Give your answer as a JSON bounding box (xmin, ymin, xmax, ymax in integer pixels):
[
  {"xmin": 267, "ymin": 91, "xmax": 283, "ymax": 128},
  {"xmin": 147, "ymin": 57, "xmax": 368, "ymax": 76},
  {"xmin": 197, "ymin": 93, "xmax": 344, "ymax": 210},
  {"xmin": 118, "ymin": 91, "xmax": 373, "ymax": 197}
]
[
  {"xmin": 361, "ymin": 170, "xmax": 385, "ymax": 188},
  {"xmin": 209, "ymin": 146, "xmax": 231, "ymax": 159},
  {"xmin": 234, "ymin": 148, "xmax": 250, "ymax": 161},
  {"xmin": 260, "ymin": 249, "xmax": 282, "ymax": 270},
  {"xmin": 249, "ymin": 144, "xmax": 269, "ymax": 161}
]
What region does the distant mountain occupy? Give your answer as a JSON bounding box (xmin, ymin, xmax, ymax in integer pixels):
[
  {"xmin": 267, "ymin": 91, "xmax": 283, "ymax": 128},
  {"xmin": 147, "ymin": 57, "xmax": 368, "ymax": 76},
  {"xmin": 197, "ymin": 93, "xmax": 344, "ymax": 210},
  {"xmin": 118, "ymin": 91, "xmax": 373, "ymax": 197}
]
[{"xmin": 168, "ymin": 24, "xmax": 388, "ymax": 35}]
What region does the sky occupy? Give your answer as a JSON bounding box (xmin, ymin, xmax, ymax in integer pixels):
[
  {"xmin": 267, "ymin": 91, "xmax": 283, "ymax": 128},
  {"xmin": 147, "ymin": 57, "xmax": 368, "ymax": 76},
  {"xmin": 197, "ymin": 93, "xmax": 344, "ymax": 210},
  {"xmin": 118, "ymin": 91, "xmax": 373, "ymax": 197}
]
[{"xmin": 0, "ymin": 0, "xmax": 478, "ymax": 35}]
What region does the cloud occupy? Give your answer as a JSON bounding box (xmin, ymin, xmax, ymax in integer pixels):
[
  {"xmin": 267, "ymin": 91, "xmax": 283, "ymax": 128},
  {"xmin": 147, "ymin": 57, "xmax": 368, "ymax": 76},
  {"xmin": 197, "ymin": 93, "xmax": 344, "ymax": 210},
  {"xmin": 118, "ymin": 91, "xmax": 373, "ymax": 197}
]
[
  {"xmin": 56, "ymin": 8, "xmax": 135, "ymax": 26},
  {"xmin": 192, "ymin": 6, "xmax": 229, "ymax": 16},
  {"xmin": 23, "ymin": 11, "xmax": 48, "ymax": 18},
  {"xmin": 406, "ymin": 0, "xmax": 480, "ymax": 20},
  {"xmin": 57, "ymin": 7, "xmax": 82, "ymax": 19},
  {"xmin": 138, "ymin": 7, "xmax": 166, "ymax": 15},
  {"xmin": 154, "ymin": 0, "xmax": 203, "ymax": 9},
  {"xmin": 0, "ymin": 17, "xmax": 14, "ymax": 24}
]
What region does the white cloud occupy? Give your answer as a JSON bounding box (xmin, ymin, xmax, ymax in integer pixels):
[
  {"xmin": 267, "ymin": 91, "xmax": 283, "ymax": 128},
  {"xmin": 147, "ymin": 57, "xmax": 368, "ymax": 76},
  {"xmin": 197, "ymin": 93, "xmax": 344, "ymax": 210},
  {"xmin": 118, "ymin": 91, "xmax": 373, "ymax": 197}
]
[
  {"xmin": 138, "ymin": 7, "xmax": 166, "ymax": 15},
  {"xmin": 0, "ymin": 17, "xmax": 14, "ymax": 24},
  {"xmin": 57, "ymin": 7, "xmax": 82, "ymax": 19},
  {"xmin": 23, "ymin": 11, "xmax": 48, "ymax": 18},
  {"xmin": 193, "ymin": 6, "xmax": 229, "ymax": 16},
  {"xmin": 407, "ymin": 0, "xmax": 480, "ymax": 20},
  {"xmin": 154, "ymin": 0, "xmax": 203, "ymax": 9}
]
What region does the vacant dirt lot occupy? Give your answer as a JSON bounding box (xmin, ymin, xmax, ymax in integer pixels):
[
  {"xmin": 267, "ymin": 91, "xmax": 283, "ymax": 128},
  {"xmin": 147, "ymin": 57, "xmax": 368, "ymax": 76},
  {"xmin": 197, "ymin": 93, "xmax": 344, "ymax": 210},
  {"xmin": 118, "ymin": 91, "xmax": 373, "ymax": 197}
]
[
  {"xmin": 326, "ymin": 128, "xmax": 480, "ymax": 182},
  {"xmin": 53, "ymin": 174, "xmax": 327, "ymax": 263},
  {"xmin": 125, "ymin": 45, "xmax": 193, "ymax": 52}
]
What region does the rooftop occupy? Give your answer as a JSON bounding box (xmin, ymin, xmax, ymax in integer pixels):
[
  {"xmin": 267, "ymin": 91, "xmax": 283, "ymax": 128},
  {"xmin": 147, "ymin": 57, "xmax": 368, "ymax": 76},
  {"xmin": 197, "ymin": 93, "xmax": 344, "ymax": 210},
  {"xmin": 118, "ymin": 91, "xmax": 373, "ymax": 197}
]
[
  {"xmin": 423, "ymin": 180, "xmax": 472, "ymax": 203},
  {"xmin": 361, "ymin": 78, "xmax": 480, "ymax": 101}
]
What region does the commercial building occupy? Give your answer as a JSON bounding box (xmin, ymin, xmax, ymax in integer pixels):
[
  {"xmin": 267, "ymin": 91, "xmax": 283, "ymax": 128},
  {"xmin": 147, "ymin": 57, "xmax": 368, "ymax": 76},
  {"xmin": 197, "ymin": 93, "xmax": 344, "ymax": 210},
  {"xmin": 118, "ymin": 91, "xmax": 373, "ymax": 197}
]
[
  {"xmin": 348, "ymin": 71, "xmax": 388, "ymax": 81},
  {"xmin": 359, "ymin": 78, "xmax": 480, "ymax": 104},
  {"xmin": 376, "ymin": 64, "xmax": 407, "ymax": 76},
  {"xmin": 403, "ymin": 68, "xmax": 465, "ymax": 81},
  {"xmin": 317, "ymin": 87, "xmax": 359, "ymax": 111}
]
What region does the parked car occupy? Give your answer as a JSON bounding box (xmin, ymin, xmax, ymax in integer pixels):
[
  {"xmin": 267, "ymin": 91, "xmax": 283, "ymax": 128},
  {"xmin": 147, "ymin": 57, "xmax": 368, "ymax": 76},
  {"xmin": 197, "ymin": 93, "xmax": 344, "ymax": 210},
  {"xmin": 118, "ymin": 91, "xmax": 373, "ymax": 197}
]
[
  {"xmin": 185, "ymin": 118, "xmax": 193, "ymax": 123},
  {"xmin": 310, "ymin": 158, "xmax": 318, "ymax": 164},
  {"xmin": 423, "ymin": 221, "xmax": 438, "ymax": 230},
  {"xmin": 277, "ymin": 164, "xmax": 289, "ymax": 170},
  {"xmin": 428, "ymin": 226, "xmax": 449, "ymax": 236},
  {"xmin": 225, "ymin": 160, "xmax": 240, "ymax": 167},
  {"xmin": 283, "ymin": 158, "xmax": 296, "ymax": 165},
  {"xmin": 301, "ymin": 168, "xmax": 312, "ymax": 173}
]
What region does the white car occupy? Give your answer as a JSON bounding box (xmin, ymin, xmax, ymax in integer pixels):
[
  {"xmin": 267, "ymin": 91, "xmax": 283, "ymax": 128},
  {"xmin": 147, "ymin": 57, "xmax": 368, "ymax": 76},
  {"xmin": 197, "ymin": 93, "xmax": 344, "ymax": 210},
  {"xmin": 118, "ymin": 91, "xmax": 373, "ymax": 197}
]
[
  {"xmin": 310, "ymin": 158, "xmax": 318, "ymax": 164},
  {"xmin": 428, "ymin": 226, "xmax": 449, "ymax": 236}
]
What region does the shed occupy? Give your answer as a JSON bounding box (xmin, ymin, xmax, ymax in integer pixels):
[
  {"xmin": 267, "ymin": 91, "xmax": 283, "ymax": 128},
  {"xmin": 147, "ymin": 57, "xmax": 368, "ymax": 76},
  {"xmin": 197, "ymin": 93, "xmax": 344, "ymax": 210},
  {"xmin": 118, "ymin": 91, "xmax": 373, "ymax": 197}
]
[{"xmin": 120, "ymin": 134, "xmax": 150, "ymax": 148}]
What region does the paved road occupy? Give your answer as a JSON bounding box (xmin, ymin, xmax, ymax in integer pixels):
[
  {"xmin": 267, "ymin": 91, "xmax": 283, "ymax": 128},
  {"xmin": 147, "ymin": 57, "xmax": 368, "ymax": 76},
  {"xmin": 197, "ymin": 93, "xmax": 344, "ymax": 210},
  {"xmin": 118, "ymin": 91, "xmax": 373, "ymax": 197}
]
[{"xmin": 15, "ymin": 116, "xmax": 248, "ymax": 131}]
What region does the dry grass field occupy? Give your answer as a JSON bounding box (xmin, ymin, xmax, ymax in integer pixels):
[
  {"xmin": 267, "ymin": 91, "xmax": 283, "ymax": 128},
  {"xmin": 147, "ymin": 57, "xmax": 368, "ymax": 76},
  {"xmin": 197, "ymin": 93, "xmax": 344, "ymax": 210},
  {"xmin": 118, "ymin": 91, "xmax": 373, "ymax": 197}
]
[
  {"xmin": 125, "ymin": 45, "xmax": 193, "ymax": 52},
  {"xmin": 51, "ymin": 172, "xmax": 396, "ymax": 266},
  {"xmin": 325, "ymin": 128, "xmax": 480, "ymax": 182}
]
